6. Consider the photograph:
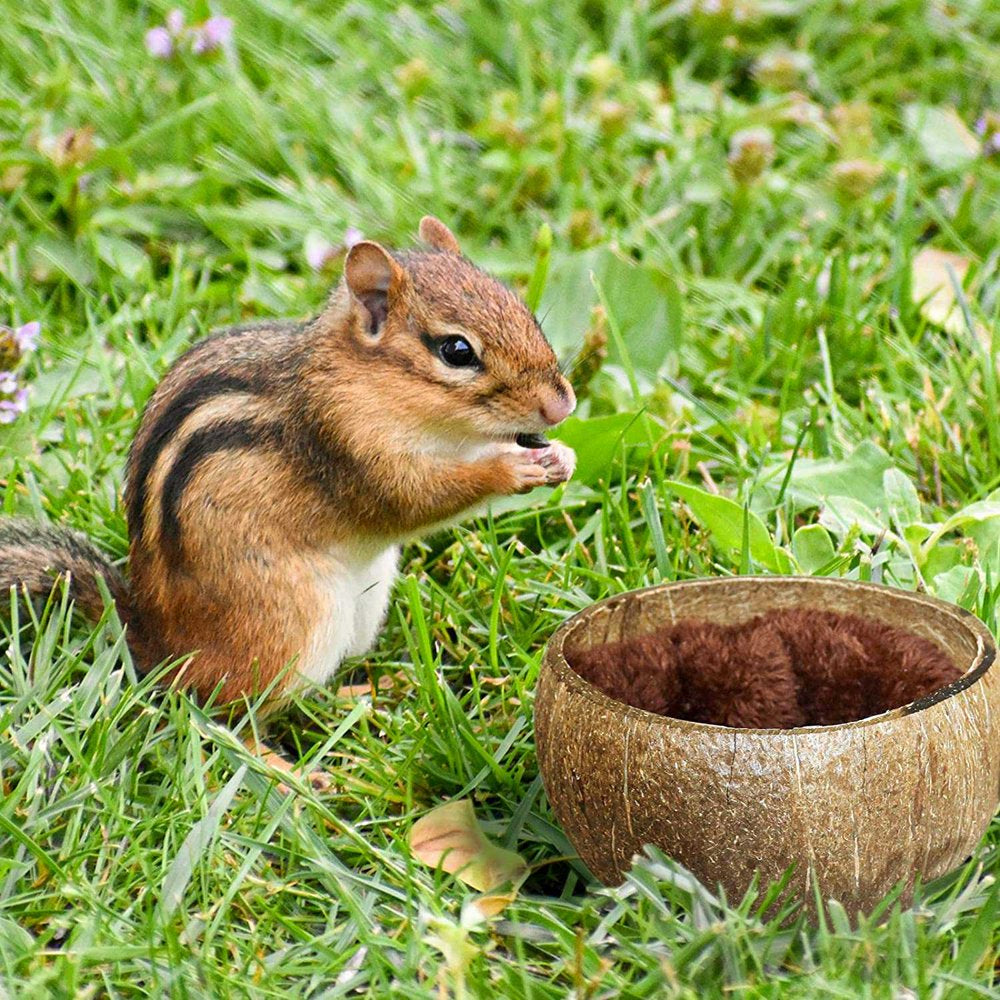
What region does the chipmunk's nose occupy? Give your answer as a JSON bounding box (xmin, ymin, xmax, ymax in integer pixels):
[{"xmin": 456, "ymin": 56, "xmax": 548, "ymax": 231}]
[{"xmin": 539, "ymin": 379, "xmax": 576, "ymax": 426}]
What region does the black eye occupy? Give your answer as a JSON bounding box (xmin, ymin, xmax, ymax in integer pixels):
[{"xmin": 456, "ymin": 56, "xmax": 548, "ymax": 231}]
[{"xmin": 437, "ymin": 335, "xmax": 479, "ymax": 368}]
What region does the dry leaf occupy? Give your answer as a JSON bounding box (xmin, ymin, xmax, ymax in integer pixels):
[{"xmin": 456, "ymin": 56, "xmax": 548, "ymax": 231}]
[
  {"xmin": 36, "ymin": 125, "xmax": 97, "ymax": 169},
  {"xmin": 336, "ymin": 672, "xmax": 400, "ymax": 699},
  {"xmin": 461, "ymin": 887, "xmax": 519, "ymax": 925},
  {"xmin": 911, "ymin": 247, "xmax": 987, "ymax": 344},
  {"xmin": 903, "ymin": 104, "xmax": 979, "ymax": 171},
  {"xmin": 409, "ymin": 799, "xmax": 528, "ymax": 893}
]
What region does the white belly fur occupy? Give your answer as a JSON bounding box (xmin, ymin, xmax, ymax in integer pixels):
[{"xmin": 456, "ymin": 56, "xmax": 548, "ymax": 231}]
[{"xmin": 296, "ymin": 543, "xmax": 400, "ymax": 689}]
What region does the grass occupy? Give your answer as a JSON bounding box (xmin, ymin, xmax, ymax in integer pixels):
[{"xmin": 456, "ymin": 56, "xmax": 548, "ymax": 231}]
[{"xmin": 1, "ymin": 0, "xmax": 1000, "ymax": 995}]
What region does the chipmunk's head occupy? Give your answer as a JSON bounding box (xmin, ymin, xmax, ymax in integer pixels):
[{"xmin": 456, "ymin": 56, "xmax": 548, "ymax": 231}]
[{"xmin": 338, "ymin": 217, "xmax": 575, "ymax": 452}]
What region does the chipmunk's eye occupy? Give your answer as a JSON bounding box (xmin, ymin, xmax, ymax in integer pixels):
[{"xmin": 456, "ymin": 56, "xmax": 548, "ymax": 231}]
[{"xmin": 437, "ymin": 336, "xmax": 479, "ymax": 368}]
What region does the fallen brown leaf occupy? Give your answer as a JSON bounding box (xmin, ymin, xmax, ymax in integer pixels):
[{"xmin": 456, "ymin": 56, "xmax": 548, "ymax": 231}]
[
  {"xmin": 409, "ymin": 798, "xmax": 528, "ymax": 895},
  {"xmin": 911, "ymin": 247, "xmax": 987, "ymax": 345}
]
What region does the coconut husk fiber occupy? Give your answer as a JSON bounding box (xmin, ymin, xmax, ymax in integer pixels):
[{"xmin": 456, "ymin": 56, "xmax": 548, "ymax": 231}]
[
  {"xmin": 566, "ymin": 608, "xmax": 962, "ymax": 729},
  {"xmin": 534, "ymin": 577, "xmax": 1000, "ymax": 913}
]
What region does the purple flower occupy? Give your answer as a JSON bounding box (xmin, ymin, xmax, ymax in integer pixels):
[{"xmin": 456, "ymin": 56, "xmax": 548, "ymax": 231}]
[
  {"xmin": 147, "ymin": 10, "xmax": 233, "ymax": 60},
  {"xmin": 304, "ymin": 227, "xmax": 364, "ymax": 270},
  {"xmin": 166, "ymin": 8, "xmax": 185, "ymax": 35},
  {"xmin": 0, "ymin": 371, "xmax": 16, "ymax": 394},
  {"xmin": 0, "ymin": 388, "xmax": 28, "ymax": 424},
  {"xmin": 192, "ymin": 15, "xmax": 232, "ymax": 53},
  {"xmin": 14, "ymin": 321, "xmax": 39, "ymax": 352},
  {"xmin": 975, "ymin": 112, "xmax": 1000, "ymax": 156},
  {"xmin": 304, "ymin": 233, "xmax": 336, "ymax": 271},
  {"xmin": 145, "ymin": 26, "xmax": 174, "ymax": 59}
]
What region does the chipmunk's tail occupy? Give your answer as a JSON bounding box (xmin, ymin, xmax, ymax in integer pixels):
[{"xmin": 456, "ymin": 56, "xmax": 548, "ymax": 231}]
[{"xmin": 0, "ymin": 518, "xmax": 132, "ymax": 626}]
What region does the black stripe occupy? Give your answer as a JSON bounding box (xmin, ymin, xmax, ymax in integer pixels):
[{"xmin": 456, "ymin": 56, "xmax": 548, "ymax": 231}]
[
  {"xmin": 159, "ymin": 419, "xmax": 283, "ymax": 565},
  {"xmin": 128, "ymin": 373, "xmax": 259, "ymax": 541},
  {"xmin": 285, "ymin": 402, "xmax": 358, "ymax": 502}
]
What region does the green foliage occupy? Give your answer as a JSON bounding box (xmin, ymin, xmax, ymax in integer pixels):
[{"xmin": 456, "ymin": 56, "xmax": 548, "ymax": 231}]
[{"xmin": 1, "ymin": 0, "xmax": 999, "ymax": 995}]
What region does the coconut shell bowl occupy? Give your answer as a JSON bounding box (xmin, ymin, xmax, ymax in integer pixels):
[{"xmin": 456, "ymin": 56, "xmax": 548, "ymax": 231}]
[{"xmin": 535, "ymin": 577, "xmax": 1000, "ymax": 912}]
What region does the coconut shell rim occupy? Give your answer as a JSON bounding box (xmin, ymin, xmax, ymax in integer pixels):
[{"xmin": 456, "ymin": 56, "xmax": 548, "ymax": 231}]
[{"xmin": 547, "ymin": 575, "xmax": 997, "ymax": 737}]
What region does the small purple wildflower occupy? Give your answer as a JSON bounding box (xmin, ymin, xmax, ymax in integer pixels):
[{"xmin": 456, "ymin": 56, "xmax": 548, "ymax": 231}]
[
  {"xmin": 0, "ymin": 388, "xmax": 28, "ymax": 424},
  {"xmin": 0, "ymin": 321, "xmax": 39, "ymax": 363},
  {"xmin": 205, "ymin": 15, "xmax": 233, "ymax": 44},
  {"xmin": 0, "ymin": 320, "xmax": 38, "ymax": 427},
  {"xmin": 146, "ymin": 10, "xmax": 232, "ymax": 59},
  {"xmin": 975, "ymin": 112, "xmax": 1000, "ymax": 156},
  {"xmin": 145, "ymin": 26, "xmax": 174, "ymax": 59},
  {"xmin": 166, "ymin": 8, "xmax": 185, "ymax": 35},
  {"xmin": 192, "ymin": 15, "xmax": 233, "ymax": 54},
  {"xmin": 14, "ymin": 321, "xmax": 39, "ymax": 353},
  {"xmin": 305, "ymin": 234, "xmax": 336, "ymax": 271},
  {"xmin": 305, "ymin": 228, "xmax": 364, "ymax": 271}
]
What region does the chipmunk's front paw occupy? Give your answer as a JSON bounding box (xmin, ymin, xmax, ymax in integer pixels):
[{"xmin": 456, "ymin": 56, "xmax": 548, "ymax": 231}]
[
  {"xmin": 536, "ymin": 440, "xmax": 576, "ymax": 485},
  {"xmin": 497, "ymin": 450, "xmax": 550, "ymax": 494}
]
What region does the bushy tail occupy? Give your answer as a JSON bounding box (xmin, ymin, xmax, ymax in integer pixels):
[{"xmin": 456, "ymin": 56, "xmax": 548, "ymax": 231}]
[{"xmin": 0, "ymin": 518, "xmax": 131, "ymax": 625}]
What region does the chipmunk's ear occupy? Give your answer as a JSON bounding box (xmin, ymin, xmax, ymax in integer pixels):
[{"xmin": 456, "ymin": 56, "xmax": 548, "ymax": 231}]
[
  {"xmin": 345, "ymin": 241, "xmax": 408, "ymax": 335},
  {"xmin": 418, "ymin": 216, "xmax": 462, "ymax": 255}
]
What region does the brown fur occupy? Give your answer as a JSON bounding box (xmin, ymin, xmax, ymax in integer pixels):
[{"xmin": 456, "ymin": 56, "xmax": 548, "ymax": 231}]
[
  {"xmin": 0, "ymin": 519, "xmax": 129, "ymax": 623},
  {"xmin": 567, "ymin": 608, "xmax": 962, "ymax": 728},
  {"xmin": 2, "ymin": 218, "xmax": 577, "ymax": 716}
]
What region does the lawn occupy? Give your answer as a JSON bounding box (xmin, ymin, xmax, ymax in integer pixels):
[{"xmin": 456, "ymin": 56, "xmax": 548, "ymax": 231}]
[{"xmin": 2, "ymin": 0, "xmax": 1000, "ymax": 995}]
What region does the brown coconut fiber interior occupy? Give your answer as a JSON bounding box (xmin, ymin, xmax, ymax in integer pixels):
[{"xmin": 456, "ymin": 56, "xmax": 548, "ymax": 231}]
[{"xmin": 565, "ymin": 607, "xmax": 964, "ymax": 728}]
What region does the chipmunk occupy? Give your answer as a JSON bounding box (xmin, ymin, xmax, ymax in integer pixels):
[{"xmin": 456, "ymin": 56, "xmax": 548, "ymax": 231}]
[{"xmin": 0, "ymin": 217, "xmax": 576, "ymax": 779}]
